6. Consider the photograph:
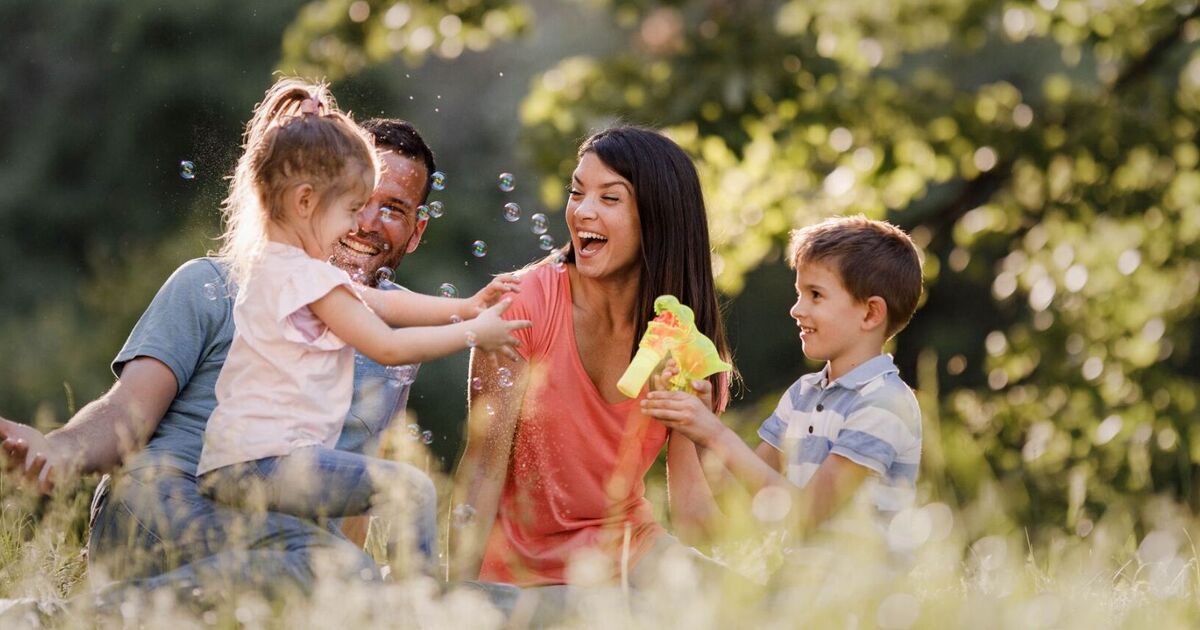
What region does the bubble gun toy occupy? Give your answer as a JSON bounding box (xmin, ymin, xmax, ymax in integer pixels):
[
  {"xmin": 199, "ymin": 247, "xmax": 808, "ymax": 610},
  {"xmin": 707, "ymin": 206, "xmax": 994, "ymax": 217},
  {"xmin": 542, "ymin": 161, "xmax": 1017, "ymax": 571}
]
[{"xmin": 616, "ymin": 295, "xmax": 732, "ymax": 398}]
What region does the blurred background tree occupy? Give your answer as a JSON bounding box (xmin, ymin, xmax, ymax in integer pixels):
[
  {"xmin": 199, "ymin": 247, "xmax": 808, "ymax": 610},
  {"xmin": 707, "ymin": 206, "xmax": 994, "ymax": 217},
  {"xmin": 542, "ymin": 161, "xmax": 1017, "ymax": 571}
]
[{"xmin": 2, "ymin": 0, "xmax": 1197, "ymax": 542}]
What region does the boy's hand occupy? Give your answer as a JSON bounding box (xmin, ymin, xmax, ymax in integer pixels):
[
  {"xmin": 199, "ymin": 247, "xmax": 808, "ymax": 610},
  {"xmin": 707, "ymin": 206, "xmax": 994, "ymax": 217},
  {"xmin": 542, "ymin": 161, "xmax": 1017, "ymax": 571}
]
[
  {"xmin": 641, "ymin": 378, "xmax": 724, "ymax": 448},
  {"xmin": 467, "ymin": 299, "xmax": 532, "ymax": 361},
  {"xmin": 467, "ymin": 274, "xmax": 521, "ymax": 314}
]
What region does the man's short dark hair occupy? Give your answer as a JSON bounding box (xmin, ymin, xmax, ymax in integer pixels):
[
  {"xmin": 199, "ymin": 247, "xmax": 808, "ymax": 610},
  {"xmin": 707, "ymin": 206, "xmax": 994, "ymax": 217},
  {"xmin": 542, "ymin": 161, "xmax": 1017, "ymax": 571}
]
[
  {"xmin": 360, "ymin": 118, "xmax": 437, "ymax": 202},
  {"xmin": 788, "ymin": 215, "xmax": 924, "ymax": 338}
]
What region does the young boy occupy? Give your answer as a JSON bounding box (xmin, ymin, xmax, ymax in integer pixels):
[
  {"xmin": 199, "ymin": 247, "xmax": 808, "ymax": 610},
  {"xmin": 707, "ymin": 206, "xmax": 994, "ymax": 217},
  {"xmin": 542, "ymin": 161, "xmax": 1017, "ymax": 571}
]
[{"xmin": 641, "ymin": 215, "xmax": 924, "ymax": 536}]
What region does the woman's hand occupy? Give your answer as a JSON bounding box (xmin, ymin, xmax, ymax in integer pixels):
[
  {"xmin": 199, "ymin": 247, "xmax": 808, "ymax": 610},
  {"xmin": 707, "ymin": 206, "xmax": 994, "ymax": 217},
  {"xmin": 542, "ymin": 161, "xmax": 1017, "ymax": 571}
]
[{"xmin": 641, "ymin": 377, "xmax": 726, "ymax": 449}]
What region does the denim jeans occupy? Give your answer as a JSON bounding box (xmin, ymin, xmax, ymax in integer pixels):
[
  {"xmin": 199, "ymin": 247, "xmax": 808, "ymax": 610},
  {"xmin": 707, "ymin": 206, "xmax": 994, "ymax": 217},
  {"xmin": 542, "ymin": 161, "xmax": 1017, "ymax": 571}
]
[
  {"xmin": 200, "ymin": 446, "xmax": 438, "ymax": 563},
  {"xmin": 88, "ymin": 465, "xmax": 379, "ymax": 600}
]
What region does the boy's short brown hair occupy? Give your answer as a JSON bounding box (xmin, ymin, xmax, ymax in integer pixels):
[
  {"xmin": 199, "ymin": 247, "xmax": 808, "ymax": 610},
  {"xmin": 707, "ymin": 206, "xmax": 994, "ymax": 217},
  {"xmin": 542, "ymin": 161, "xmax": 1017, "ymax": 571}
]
[{"xmin": 788, "ymin": 215, "xmax": 924, "ymax": 338}]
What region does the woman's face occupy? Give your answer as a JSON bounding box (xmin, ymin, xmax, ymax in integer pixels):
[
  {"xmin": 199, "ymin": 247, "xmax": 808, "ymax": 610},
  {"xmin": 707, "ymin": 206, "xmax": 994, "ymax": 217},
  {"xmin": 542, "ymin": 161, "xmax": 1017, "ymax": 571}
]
[{"xmin": 566, "ymin": 152, "xmax": 641, "ymax": 280}]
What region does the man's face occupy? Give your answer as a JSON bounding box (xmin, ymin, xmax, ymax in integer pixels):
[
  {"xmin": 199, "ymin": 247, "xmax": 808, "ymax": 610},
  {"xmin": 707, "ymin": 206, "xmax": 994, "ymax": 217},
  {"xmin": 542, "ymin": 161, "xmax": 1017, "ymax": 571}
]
[{"xmin": 330, "ymin": 150, "xmax": 429, "ymax": 285}]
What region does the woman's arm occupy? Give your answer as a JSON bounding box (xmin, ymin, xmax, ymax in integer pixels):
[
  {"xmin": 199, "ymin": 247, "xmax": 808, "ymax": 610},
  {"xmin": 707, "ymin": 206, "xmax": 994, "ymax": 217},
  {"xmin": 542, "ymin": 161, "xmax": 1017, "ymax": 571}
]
[
  {"xmin": 665, "ymin": 430, "xmax": 722, "ymax": 545},
  {"xmin": 310, "ymin": 287, "xmax": 529, "ymax": 366},
  {"xmin": 359, "ymin": 274, "xmax": 521, "ymax": 327},
  {"xmin": 448, "ymin": 349, "xmax": 526, "ymax": 580}
]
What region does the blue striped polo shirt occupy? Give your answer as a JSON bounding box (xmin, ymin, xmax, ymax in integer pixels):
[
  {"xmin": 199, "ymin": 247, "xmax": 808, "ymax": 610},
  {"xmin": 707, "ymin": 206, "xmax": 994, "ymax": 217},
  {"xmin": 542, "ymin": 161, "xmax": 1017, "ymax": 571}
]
[{"xmin": 758, "ymin": 354, "xmax": 922, "ymax": 518}]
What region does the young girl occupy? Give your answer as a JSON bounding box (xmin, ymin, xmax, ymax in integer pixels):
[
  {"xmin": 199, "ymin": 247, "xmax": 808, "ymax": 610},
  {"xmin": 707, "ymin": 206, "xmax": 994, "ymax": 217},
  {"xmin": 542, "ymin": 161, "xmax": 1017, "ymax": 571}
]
[{"xmin": 195, "ymin": 79, "xmax": 530, "ymax": 575}]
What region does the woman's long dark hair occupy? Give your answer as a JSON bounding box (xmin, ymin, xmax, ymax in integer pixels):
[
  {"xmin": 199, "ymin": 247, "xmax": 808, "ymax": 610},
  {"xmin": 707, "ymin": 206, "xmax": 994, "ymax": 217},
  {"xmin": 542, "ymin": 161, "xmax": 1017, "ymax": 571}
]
[{"xmin": 567, "ymin": 126, "xmax": 733, "ymax": 411}]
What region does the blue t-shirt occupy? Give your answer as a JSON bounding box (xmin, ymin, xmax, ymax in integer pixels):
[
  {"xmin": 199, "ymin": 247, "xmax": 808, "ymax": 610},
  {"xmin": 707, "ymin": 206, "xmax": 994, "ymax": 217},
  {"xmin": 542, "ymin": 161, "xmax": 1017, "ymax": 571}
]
[{"xmin": 113, "ymin": 258, "xmax": 416, "ymax": 474}]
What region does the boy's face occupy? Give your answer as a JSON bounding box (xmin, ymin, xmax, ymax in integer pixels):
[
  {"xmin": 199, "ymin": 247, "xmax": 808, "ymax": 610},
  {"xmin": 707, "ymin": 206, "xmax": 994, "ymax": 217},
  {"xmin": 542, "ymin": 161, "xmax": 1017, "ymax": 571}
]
[{"xmin": 789, "ymin": 260, "xmax": 871, "ymax": 366}]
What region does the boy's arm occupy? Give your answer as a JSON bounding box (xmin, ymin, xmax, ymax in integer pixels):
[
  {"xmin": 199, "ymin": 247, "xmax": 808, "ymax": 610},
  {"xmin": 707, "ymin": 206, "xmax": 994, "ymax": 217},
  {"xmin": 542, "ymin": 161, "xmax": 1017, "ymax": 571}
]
[{"xmin": 644, "ymin": 385, "xmax": 873, "ymax": 536}]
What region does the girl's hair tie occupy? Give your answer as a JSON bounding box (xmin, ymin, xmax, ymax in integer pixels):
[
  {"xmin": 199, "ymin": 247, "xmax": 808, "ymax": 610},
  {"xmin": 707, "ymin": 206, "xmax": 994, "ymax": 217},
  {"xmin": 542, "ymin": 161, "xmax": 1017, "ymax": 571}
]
[{"xmin": 299, "ymin": 97, "xmax": 320, "ymax": 115}]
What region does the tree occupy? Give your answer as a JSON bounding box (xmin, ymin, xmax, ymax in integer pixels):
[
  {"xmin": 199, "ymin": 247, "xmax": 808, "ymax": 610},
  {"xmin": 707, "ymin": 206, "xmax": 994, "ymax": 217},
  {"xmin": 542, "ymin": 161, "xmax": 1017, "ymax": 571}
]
[{"xmin": 288, "ymin": 0, "xmax": 1200, "ymax": 535}]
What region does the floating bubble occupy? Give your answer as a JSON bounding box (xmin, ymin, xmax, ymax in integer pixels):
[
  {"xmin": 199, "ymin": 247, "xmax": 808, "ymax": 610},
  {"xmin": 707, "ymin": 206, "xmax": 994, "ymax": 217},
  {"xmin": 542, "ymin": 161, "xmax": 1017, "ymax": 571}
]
[
  {"xmin": 438, "ymin": 282, "xmax": 459, "ymax": 298},
  {"xmin": 552, "ymin": 253, "xmax": 567, "ymax": 272},
  {"xmin": 538, "ymin": 234, "xmax": 555, "ymax": 251},
  {"xmin": 530, "ymin": 213, "xmax": 549, "ymax": 235},
  {"xmin": 498, "ymin": 172, "xmax": 515, "ymax": 192},
  {"xmin": 450, "ymin": 314, "xmax": 463, "ymax": 324},
  {"xmin": 451, "ymin": 504, "xmax": 477, "ymax": 528},
  {"xmin": 407, "ymin": 423, "xmax": 421, "ymax": 441},
  {"xmin": 179, "ymin": 160, "xmax": 196, "ymax": 180},
  {"xmin": 471, "ymin": 240, "xmax": 488, "ymax": 257},
  {"xmin": 465, "ymin": 331, "xmax": 478, "ymax": 348},
  {"xmin": 380, "ymin": 206, "xmax": 397, "ymax": 223},
  {"xmin": 421, "ymin": 430, "xmax": 433, "ymax": 445},
  {"xmin": 471, "ymin": 377, "xmax": 483, "ymax": 391},
  {"xmin": 503, "ymin": 202, "xmax": 521, "ymax": 222},
  {"xmin": 428, "ymin": 201, "xmax": 444, "ymax": 218},
  {"xmin": 430, "ymin": 171, "xmax": 446, "ymax": 191},
  {"xmin": 497, "ymin": 367, "xmax": 514, "ymax": 388},
  {"xmin": 417, "ymin": 205, "xmax": 430, "ymax": 220},
  {"xmin": 375, "ymin": 266, "xmax": 394, "ymax": 285},
  {"xmin": 202, "ymin": 282, "xmax": 220, "ymax": 300}
]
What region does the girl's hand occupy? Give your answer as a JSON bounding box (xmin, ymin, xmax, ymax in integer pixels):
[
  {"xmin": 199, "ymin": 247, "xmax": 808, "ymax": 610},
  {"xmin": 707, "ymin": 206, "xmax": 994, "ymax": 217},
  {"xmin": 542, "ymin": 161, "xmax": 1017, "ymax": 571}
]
[
  {"xmin": 467, "ymin": 274, "xmax": 521, "ymax": 315},
  {"xmin": 467, "ymin": 299, "xmax": 532, "ymax": 361},
  {"xmin": 641, "ymin": 378, "xmax": 725, "ymax": 448}
]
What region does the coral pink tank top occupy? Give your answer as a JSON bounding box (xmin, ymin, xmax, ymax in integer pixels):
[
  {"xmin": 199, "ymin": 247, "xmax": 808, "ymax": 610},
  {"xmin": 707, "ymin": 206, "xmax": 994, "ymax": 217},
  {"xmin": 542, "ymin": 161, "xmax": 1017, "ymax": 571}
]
[{"xmin": 479, "ymin": 264, "xmax": 666, "ymax": 586}]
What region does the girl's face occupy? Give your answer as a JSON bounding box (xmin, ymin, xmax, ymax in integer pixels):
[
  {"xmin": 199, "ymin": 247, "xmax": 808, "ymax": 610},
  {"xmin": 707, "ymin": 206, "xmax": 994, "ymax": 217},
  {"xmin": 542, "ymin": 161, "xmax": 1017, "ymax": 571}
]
[
  {"xmin": 308, "ymin": 171, "xmax": 372, "ymax": 260},
  {"xmin": 566, "ymin": 152, "xmax": 641, "ymax": 280}
]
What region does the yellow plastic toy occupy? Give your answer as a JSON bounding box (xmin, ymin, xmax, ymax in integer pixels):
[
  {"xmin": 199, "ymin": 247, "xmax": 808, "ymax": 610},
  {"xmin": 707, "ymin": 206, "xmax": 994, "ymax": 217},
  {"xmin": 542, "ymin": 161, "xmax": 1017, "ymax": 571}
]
[{"xmin": 616, "ymin": 295, "xmax": 732, "ymax": 398}]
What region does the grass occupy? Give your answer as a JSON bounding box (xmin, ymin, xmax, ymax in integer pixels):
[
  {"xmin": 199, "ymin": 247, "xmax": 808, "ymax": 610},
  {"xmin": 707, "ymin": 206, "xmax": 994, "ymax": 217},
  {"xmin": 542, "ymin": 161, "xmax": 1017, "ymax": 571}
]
[{"xmin": 3, "ymin": 431, "xmax": 1200, "ymax": 628}]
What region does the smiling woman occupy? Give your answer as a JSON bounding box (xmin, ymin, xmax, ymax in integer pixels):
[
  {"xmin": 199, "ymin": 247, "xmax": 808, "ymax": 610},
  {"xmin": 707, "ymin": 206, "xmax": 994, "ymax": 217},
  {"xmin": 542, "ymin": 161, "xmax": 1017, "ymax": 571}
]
[{"xmin": 450, "ymin": 126, "xmax": 735, "ymax": 591}]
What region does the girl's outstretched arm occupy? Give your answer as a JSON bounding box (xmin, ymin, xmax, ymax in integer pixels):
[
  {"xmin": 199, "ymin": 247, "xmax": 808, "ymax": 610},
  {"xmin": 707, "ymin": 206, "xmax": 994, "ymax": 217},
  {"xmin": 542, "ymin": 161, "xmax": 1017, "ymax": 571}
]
[
  {"xmin": 310, "ymin": 286, "xmax": 530, "ymax": 365},
  {"xmin": 359, "ymin": 274, "xmax": 521, "ymax": 327}
]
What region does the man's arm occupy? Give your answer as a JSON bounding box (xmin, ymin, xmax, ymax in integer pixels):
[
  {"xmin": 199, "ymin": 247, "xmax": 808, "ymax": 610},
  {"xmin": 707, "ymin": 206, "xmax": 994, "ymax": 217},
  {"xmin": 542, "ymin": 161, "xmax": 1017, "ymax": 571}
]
[{"xmin": 0, "ymin": 356, "xmax": 177, "ymax": 493}]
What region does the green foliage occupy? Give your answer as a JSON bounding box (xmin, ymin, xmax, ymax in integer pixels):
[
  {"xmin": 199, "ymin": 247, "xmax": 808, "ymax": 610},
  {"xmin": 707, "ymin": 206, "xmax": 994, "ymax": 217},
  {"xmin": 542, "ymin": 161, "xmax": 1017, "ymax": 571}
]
[{"xmin": 295, "ymin": 0, "xmax": 1200, "ymax": 537}]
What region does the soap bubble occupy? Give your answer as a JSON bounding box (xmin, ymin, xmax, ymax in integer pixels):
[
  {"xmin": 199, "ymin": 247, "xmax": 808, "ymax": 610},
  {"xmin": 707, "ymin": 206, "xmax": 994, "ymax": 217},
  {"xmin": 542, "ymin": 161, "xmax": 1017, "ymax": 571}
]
[
  {"xmin": 471, "ymin": 377, "xmax": 483, "ymax": 391},
  {"xmin": 380, "ymin": 206, "xmax": 397, "ymax": 222},
  {"xmin": 552, "ymin": 253, "xmax": 567, "ymax": 272},
  {"xmin": 179, "ymin": 161, "xmax": 196, "ymax": 180},
  {"xmin": 538, "ymin": 234, "xmax": 555, "ymax": 251},
  {"xmin": 421, "ymin": 430, "xmax": 433, "ymax": 445},
  {"xmin": 497, "ymin": 367, "xmax": 514, "ymax": 388},
  {"xmin": 375, "ymin": 267, "xmax": 394, "ymax": 285},
  {"xmin": 417, "ymin": 205, "xmax": 430, "ymax": 220},
  {"xmin": 428, "ymin": 200, "xmax": 444, "ymax": 218},
  {"xmin": 202, "ymin": 282, "xmax": 220, "ymax": 300},
  {"xmin": 451, "ymin": 504, "xmax": 477, "ymax": 528},
  {"xmin": 471, "ymin": 240, "xmax": 488, "ymax": 257},
  {"xmin": 407, "ymin": 423, "xmax": 420, "ymax": 441},
  {"xmin": 503, "ymin": 203, "xmax": 521, "ymax": 222},
  {"xmin": 438, "ymin": 283, "xmax": 458, "ymax": 298},
  {"xmin": 530, "ymin": 213, "xmax": 549, "ymax": 235},
  {"xmin": 450, "ymin": 314, "xmax": 463, "ymax": 323},
  {"xmin": 498, "ymin": 172, "xmax": 515, "ymax": 192},
  {"xmin": 430, "ymin": 171, "xmax": 446, "ymax": 191},
  {"xmin": 465, "ymin": 331, "xmax": 478, "ymax": 348}
]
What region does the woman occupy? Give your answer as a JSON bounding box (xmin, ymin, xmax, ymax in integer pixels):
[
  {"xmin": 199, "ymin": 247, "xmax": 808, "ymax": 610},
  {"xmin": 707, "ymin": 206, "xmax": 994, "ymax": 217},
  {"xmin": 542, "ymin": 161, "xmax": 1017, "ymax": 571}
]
[{"xmin": 451, "ymin": 127, "xmax": 733, "ymax": 587}]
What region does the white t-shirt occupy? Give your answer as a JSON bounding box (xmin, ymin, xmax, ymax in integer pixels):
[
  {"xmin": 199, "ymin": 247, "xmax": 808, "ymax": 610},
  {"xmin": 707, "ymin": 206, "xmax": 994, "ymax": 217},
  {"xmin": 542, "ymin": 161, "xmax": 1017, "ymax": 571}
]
[{"xmin": 197, "ymin": 242, "xmax": 360, "ymax": 475}]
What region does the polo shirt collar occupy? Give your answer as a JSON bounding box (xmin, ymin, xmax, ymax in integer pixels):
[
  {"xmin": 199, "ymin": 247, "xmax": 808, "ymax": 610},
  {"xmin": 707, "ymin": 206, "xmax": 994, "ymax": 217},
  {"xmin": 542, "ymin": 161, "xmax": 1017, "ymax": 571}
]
[{"xmin": 823, "ymin": 354, "xmax": 899, "ymax": 391}]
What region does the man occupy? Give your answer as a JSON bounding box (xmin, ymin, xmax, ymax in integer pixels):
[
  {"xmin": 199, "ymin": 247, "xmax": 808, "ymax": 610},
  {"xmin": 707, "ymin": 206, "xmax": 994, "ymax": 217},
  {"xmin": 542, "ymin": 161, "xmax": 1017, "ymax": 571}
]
[{"xmin": 0, "ymin": 118, "xmax": 436, "ymax": 601}]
